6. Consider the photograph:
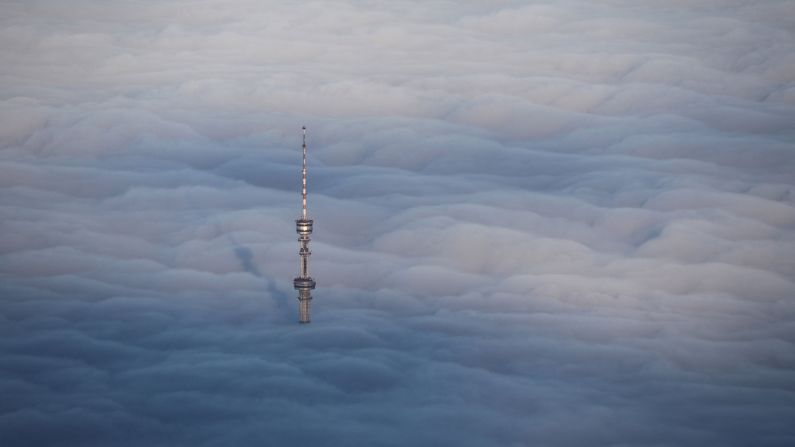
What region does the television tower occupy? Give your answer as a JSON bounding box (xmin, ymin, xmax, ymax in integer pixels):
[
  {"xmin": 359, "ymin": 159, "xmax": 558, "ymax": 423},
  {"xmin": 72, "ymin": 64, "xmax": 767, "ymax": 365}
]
[{"xmin": 293, "ymin": 126, "xmax": 316, "ymax": 324}]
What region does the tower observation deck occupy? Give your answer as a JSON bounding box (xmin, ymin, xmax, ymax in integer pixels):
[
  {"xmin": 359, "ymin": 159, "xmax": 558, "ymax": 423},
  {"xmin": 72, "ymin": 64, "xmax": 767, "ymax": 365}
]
[{"xmin": 294, "ymin": 126, "xmax": 316, "ymax": 324}]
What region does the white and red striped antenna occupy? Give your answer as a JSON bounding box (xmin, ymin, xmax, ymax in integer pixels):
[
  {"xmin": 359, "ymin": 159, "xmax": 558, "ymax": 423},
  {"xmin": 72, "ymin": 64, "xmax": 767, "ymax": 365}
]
[{"xmin": 301, "ymin": 126, "xmax": 308, "ymax": 220}]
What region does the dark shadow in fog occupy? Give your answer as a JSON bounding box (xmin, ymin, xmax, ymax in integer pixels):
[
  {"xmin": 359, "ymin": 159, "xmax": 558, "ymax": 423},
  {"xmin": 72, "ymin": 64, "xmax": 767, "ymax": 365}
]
[{"xmin": 223, "ymin": 221, "xmax": 291, "ymax": 317}]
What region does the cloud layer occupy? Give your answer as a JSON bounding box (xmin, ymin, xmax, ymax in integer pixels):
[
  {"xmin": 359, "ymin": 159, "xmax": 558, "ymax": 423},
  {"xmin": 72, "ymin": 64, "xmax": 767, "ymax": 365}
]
[{"xmin": 2, "ymin": 1, "xmax": 795, "ymax": 445}]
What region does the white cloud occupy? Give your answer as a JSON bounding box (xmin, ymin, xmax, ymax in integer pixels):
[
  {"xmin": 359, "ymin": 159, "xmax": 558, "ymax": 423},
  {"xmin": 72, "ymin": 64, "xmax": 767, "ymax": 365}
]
[{"xmin": 1, "ymin": 0, "xmax": 795, "ymax": 445}]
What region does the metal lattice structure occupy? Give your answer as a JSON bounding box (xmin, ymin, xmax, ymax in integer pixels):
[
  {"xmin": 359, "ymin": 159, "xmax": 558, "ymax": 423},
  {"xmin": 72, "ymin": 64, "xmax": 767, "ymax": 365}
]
[{"xmin": 293, "ymin": 127, "xmax": 316, "ymax": 324}]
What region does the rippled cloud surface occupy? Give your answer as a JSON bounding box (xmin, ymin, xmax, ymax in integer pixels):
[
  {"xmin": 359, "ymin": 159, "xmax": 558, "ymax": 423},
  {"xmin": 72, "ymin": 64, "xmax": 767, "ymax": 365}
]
[{"xmin": 2, "ymin": 1, "xmax": 795, "ymax": 445}]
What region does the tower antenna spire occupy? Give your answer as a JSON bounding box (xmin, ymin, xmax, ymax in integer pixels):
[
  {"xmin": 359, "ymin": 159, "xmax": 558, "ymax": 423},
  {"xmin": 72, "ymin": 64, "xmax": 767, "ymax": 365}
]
[
  {"xmin": 301, "ymin": 126, "xmax": 308, "ymax": 220},
  {"xmin": 294, "ymin": 126, "xmax": 316, "ymax": 324}
]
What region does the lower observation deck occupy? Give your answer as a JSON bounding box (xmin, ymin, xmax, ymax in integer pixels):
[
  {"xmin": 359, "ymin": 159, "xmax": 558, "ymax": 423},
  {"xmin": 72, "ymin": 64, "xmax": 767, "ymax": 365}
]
[{"xmin": 293, "ymin": 277, "xmax": 316, "ymax": 289}]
